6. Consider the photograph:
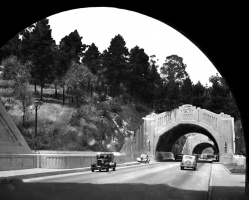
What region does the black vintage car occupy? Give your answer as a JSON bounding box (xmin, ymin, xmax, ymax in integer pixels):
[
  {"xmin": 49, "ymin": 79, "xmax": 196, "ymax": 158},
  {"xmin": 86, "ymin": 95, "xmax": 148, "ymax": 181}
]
[{"xmin": 91, "ymin": 152, "xmax": 116, "ymax": 172}]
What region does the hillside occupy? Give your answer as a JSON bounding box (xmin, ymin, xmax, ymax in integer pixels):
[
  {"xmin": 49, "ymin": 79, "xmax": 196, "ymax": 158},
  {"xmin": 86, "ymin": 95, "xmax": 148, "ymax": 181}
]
[{"xmin": 0, "ymin": 80, "xmax": 151, "ymax": 152}]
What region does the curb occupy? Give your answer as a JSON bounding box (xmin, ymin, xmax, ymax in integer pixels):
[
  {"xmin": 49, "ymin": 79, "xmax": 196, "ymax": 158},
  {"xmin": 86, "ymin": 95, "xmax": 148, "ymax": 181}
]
[
  {"xmin": 221, "ymin": 163, "xmax": 245, "ymax": 175},
  {"xmin": 0, "ymin": 168, "xmax": 91, "ymax": 181},
  {"xmin": 221, "ymin": 163, "xmax": 232, "ymax": 174},
  {"xmin": 0, "ymin": 162, "xmax": 141, "ymax": 181}
]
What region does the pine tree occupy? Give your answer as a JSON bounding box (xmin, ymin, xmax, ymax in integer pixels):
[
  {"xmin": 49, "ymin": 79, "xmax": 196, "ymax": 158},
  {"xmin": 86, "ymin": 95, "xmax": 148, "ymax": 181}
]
[
  {"xmin": 21, "ymin": 18, "xmax": 56, "ymax": 101},
  {"xmin": 127, "ymin": 46, "xmax": 150, "ymax": 102},
  {"xmin": 82, "ymin": 43, "xmax": 100, "ymax": 74},
  {"xmin": 0, "ymin": 33, "xmax": 21, "ymax": 62},
  {"xmin": 102, "ymin": 34, "xmax": 129, "ymax": 98},
  {"xmin": 54, "ymin": 30, "xmax": 85, "ymax": 103}
]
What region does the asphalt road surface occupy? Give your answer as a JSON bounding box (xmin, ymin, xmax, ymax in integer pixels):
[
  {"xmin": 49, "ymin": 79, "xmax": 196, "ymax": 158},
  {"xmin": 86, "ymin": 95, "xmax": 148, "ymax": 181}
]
[{"xmin": 1, "ymin": 161, "xmax": 212, "ymax": 200}]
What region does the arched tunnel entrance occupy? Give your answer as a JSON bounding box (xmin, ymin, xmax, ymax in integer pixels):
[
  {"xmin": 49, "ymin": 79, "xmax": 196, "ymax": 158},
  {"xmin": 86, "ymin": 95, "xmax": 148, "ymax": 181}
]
[
  {"xmin": 192, "ymin": 142, "xmax": 216, "ymax": 155},
  {"xmin": 155, "ymin": 123, "xmax": 220, "ymax": 161}
]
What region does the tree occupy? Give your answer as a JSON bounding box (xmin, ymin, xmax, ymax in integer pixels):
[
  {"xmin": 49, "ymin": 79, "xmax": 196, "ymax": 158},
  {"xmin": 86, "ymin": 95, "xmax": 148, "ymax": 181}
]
[
  {"xmin": 21, "ymin": 18, "xmax": 56, "ymax": 101},
  {"xmin": 102, "ymin": 34, "xmax": 129, "ymax": 98},
  {"xmin": 209, "ymin": 73, "xmax": 230, "ymax": 98},
  {"xmin": 157, "ymin": 55, "xmax": 189, "ymax": 111},
  {"xmin": 203, "ymin": 73, "xmax": 240, "ymax": 120},
  {"xmin": 14, "ymin": 83, "xmax": 33, "ymax": 127},
  {"xmin": 54, "ymin": 30, "xmax": 86, "ymax": 102},
  {"xmin": 180, "ymin": 77, "xmax": 193, "ymax": 104},
  {"xmin": 160, "ymin": 55, "xmax": 189, "ymax": 85},
  {"xmin": 127, "ymin": 46, "xmax": 150, "ymax": 101},
  {"xmin": 1, "ymin": 55, "xmax": 30, "ymax": 82},
  {"xmin": 147, "ymin": 55, "xmax": 163, "ymax": 109},
  {"xmin": 64, "ymin": 62, "xmax": 95, "ymax": 107},
  {"xmin": 0, "ymin": 33, "xmax": 21, "ymax": 62},
  {"xmin": 1, "ymin": 55, "xmax": 33, "ymax": 126},
  {"xmin": 191, "ymin": 81, "xmax": 207, "ymax": 108},
  {"xmin": 82, "ymin": 43, "xmax": 101, "ymax": 74},
  {"xmin": 82, "ymin": 43, "xmax": 101, "ymax": 96}
]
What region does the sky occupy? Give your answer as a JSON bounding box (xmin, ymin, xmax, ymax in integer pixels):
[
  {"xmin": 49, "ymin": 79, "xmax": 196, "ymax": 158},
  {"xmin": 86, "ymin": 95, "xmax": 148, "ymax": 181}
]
[{"xmin": 47, "ymin": 7, "xmax": 220, "ymax": 86}]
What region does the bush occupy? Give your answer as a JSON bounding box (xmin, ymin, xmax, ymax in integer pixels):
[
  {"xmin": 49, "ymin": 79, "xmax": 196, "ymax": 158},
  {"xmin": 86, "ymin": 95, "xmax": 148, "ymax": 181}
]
[
  {"xmin": 115, "ymin": 116, "xmax": 123, "ymax": 127},
  {"xmin": 135, "ymin": 103, "xmax": 150, "ymax": 112},
  {"xmin": 109, "ymin": 100, "xmax": 122, "ymax": 113},
  {"xmin": 122, "ymin": 93, "xmax": 130, "ymax": 104}
]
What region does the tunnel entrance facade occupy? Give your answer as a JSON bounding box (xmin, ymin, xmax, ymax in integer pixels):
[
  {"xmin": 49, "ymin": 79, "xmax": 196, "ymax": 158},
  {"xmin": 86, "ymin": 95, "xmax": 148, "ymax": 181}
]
[
  {"xmin": 182, "ymin": 134, "xmax": 216, "ymax": 155},
  {"xmin": 141, "ymin": 104, "xmax": 235, "ymax": 163}
]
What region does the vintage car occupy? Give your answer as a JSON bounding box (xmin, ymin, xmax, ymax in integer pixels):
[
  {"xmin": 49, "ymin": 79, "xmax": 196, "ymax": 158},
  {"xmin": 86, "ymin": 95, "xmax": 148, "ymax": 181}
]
[
  {"xmin": 180, "ymin": 154, "xmax": 198, "ymax": 170},
  {"xmin": 198, "ymin": 154, "xmax": 213, "ymax": 163},
  {"xmin": 91, "ymin": 152, "xmax": 116, "ymax": 172},
  {"xmin": 137, "ymin": 154, "xmax": 150, "ymax": 163}
]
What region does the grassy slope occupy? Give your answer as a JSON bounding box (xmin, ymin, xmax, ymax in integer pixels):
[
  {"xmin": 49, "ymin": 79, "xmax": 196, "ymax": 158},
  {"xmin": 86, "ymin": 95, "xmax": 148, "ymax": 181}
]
[{"xmin": 0, "ymin": 81, "xmax": 151, "ymax": 151}]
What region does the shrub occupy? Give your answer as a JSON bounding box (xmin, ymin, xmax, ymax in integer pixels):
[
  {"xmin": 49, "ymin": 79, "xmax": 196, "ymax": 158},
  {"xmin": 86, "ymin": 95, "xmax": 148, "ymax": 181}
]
[
  {"xmin": 135, "ymin": 103, "xmax": 150, "ymax": 112},
  {"xmin": 109, "ymin": 100, "xmax": 122, "ymax": 113},
  {"xmin": 115, "ymin": 116, "xmax": 123, "ymax": 127},
  {"xmin": 122, "ymin": 93, "xmax": 130, "ymax": 104}
]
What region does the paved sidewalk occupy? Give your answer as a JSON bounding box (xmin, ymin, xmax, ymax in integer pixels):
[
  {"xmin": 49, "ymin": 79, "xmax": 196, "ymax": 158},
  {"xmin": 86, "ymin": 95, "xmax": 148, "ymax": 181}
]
[
  {"xmin": 209, "ymin": 163, "xmax": 248, "ymax": 200},
  {"xmin": 0, "ymin": 161, "xmax": 141, "ymax": 180}
]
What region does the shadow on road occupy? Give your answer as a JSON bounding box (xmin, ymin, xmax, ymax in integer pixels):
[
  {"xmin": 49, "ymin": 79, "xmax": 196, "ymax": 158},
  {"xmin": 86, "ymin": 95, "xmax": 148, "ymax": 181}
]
[
  {"xmin": 0, "ymin": 178, "xmax": 246, "ymax": 200},
  {"xmin": 212, "ymin": 186, "xmax": 248, "ymax": 200},
  {"xmin": 0, "ymin": 181, "xmax": 204, "ymax": 200}
]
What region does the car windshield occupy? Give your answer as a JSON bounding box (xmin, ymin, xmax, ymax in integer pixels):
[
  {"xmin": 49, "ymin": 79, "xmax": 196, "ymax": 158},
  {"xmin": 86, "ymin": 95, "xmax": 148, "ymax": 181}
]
[
  {"xmin": 184, "ymin": 156, "xmax": 194, "ymax": 160},
  {"xmin": 98, "ymin": 155, "xmax": 112, "ymax": 159}
]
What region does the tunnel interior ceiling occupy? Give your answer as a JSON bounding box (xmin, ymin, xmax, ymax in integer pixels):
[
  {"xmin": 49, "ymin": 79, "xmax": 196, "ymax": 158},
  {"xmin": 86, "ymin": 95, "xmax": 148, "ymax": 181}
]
[
  {"xmin": 156, "ymin": 123, "xmax": 219, "ymax": 152},
  {"xmin": 192, "ymin": 143, "xmax": 215, "ymax": 155}
]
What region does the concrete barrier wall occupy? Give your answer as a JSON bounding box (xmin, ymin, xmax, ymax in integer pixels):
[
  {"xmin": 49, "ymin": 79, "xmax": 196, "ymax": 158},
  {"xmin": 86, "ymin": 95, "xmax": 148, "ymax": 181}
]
[
  {"xmin": 0, "ymin": 154, "xmax": 37, "ymax": 171},
  {"xmin": 0, "ymin": 151, "xmax": 135, "ymax": 170},
  {"xmin": 40, "ymin": 155, "xmax": 95, "ymax": 169},
  {"xmin": 40, "ymin": 154, "xmax": 134, "ymax": 169}
]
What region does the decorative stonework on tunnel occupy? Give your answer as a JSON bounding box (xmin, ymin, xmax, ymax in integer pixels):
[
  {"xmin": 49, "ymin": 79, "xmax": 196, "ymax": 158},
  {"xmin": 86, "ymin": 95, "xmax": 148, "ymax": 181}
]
[{"xmin": 136, "ymin": 104, "xmax": 235, "ymax": 163}]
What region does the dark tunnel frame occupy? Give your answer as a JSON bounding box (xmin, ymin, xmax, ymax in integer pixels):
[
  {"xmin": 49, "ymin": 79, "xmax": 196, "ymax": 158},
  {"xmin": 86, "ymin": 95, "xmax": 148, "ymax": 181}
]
[
  {"xmin": 192, "ymin": 142, "xmax": 216, "ymax": 155},
  {"xmin": 155, "ymin": 123, "xmax": 220, "ymax": 155}
]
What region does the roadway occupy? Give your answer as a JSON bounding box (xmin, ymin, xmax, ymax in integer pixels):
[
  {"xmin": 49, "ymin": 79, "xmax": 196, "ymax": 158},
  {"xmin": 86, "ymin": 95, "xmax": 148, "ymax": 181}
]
[{"xmin": 10, "ymin": 161, "xmax": 212, "ymax": 200}]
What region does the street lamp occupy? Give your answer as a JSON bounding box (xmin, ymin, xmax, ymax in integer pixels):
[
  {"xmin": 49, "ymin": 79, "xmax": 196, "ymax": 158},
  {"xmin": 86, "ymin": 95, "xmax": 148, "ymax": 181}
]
[
  {"xmin": 34, "ymin": 101, "xmax": 42, "ymax": 137},
  {"xmin": 99, "ymin": 117, "xmax": 105, "ymax": 151}
]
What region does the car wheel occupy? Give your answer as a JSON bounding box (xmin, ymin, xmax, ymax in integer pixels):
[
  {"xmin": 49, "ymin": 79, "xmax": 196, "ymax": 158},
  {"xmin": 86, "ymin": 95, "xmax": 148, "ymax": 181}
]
[
  {"xmin": 113, "ymin": 167, "xmax": 116, "ymax": 171},
  {"xmin": 106, "ymin": 167, "xmax": 109, "ymax": 172},
  {"xmin": 91, "ymin": 169, "xmax": 94, "ymax": 172},
  {"xmin": 99, "ymin": 169, "xmax": 101, "ymax": 172}
]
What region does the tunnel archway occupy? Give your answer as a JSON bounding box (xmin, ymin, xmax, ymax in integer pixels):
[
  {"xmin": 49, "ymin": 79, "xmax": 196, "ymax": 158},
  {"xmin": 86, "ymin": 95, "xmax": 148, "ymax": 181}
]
[
  {"xmin": 192, "ymin": 142, "xmax": 215, "ymax": 155},
  {"xmin": 155, "ymin": 123, "xmax": 220, "ymax": 161}
]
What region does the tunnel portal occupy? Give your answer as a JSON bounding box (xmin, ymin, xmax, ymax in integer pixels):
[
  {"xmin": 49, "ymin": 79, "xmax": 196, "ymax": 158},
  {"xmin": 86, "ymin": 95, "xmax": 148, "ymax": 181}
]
[{"xmin": 155, "ymin": 123, "xmax": 219, "ymax": 159}]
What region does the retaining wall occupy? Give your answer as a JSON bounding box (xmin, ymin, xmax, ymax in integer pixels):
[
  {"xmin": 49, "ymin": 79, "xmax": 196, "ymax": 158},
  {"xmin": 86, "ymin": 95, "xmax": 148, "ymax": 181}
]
[
  {"xmin": 0, "ymin": 154, "xmax": 37, "ymax": 170},
  {"xmin": 0, "ymin": 151, "xmax": 135, "ymax": 171}
]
